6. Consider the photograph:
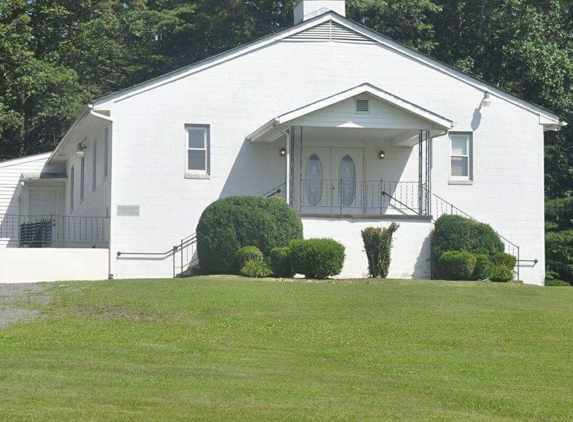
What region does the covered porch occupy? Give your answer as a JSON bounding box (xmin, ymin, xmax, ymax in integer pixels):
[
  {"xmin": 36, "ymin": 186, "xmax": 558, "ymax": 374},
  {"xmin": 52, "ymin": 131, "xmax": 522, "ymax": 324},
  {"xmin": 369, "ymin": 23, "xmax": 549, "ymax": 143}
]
[{"xmin": 248, "ymin": 83, "xmax": 453, "ymax": 218}]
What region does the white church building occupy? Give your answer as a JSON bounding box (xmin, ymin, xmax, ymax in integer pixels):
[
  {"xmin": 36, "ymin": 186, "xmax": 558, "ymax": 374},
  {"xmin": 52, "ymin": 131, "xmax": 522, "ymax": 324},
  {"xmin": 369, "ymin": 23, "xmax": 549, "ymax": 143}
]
[{"xmin": 0, "ymin": 0, "xmax": 565, "ymax": 284}]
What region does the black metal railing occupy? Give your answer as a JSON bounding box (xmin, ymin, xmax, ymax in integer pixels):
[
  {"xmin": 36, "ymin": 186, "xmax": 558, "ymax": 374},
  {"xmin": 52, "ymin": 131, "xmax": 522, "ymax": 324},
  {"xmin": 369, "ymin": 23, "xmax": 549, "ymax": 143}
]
[
  {"xmin": 299, "ymin": 179, "xmax": 428, "ymax": 216},
  {"xmin": 262, "ymin": 183, "xmax": 285, "ymax": 199},
  {"xmin": 0, "ymin": 214, "xmax": 109, "ymax": 247},
  {"xmin": 428, "ymin": 191, "xmax": 522, "ymax": 280}
]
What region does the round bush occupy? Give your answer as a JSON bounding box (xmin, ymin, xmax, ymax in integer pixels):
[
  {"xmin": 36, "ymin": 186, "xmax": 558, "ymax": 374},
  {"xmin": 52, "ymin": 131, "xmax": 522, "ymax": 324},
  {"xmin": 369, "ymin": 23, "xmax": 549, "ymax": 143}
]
[
  {"xmin": 197, "ymin": 196, "xmax": 303, "ymax": 274},
  {"xmin": 270, "ymin": 247, "xmax": 294, "ymax": 278},
  {"xmin": 235, "ymin": 246, "xmax": 263, "ymax": 274},
  {"xmin": 289, "ymin": 238, "xmax": 345, "ymax": 279},
  {"xmin": 436, "ymin": 250, "xmax": 476, "ymax": 280},
  {"xmin": 240, "ymin": 259, "xmax": 273, "ymax": 278},
  {"xmin": 490, "ymin": 264, "xmax": 514, "ymax": 282},
  {"xmin": 431, "ymin": 215, "xmax": 504, "ymax": 277},
  {"xmin": 491, "ymin": 252, "xmax": 517, "ymax": 269},
  {"xmin": 472, "ymin": 254, "xmax": 492, "ymax": 280}
]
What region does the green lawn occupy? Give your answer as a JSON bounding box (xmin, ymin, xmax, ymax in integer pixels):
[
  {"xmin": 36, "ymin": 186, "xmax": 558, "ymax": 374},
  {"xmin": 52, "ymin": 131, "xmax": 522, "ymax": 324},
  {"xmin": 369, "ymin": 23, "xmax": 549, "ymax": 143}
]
[{"xmin": 1, "ymin": 277, "xmax": 572, "ymax": 421}]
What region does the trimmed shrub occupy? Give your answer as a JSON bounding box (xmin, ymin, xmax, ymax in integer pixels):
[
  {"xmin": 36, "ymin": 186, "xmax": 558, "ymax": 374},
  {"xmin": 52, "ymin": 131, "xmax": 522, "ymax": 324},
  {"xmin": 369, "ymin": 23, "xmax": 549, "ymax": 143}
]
[
  {"xmin": 491, "ymin": 252, "xmax": 517, "ymax": 270},
  {"xmin": 472, "ymin": 254, "xmax": 492, "ymax": 280},
  {"xmin": 270, "ymin": 247, "xmax": 294, "ymax": 278},
  {"xmin": 235, "ymin": 246, "xmax": 264, "ymax": 274},
  {"xmin": 431, "ymin": 215, "xmax": 504, "ymax": 277},
  {"xmin": 436, "ymin": 250, "xmax": 476, "ymax": 280},
  {"xmin": 289, "ymin": 238, "xmax": 346, "ymax": 279},
  {"xmin": 361, "ymin": 223, "xmax": 399, "ymax": 278},
  {"xmin": 240, "ymin": 259, "xmax": 273, "ymax": 278},
  {"xmin": 490, "ymin": 264, "xmax": 514, "ymax": 283},
  {"xmin": 196, "ymin": 196, "xmax": 303, "ymax": 273}
]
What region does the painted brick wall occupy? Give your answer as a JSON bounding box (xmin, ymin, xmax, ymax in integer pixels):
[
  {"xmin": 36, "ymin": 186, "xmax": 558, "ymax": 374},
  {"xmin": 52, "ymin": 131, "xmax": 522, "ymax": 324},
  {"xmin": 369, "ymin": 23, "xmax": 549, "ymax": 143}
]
[{"xmin": 99, "ymin": 39, "xmax": 545, "ymax": 284}]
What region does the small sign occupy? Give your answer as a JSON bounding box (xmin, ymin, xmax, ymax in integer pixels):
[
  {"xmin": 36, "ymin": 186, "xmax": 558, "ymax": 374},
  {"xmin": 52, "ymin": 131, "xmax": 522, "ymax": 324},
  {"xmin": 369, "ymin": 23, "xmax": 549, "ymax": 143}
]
[{"xmin": 117, "ymin": 205, "xmax": 140, "ymax": 217}]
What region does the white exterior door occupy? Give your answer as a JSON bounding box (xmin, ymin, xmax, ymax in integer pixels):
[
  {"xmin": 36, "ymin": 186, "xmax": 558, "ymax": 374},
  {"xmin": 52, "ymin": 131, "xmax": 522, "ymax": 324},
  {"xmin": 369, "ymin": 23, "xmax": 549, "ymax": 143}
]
[
  {"xmin": 300, "ymin": 147, "xmax": 364, "ymax": 214},
  {"xmin": 331, "ymin": 148, "xmax": 364, "ymax": 214}
]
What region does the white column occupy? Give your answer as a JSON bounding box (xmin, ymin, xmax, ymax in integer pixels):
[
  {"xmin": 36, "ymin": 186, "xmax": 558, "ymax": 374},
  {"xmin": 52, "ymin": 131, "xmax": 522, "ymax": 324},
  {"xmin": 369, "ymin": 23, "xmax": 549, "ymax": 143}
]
[{"xmin": 285, "ymin": 130, "xmax": 290, "ymax": 204}]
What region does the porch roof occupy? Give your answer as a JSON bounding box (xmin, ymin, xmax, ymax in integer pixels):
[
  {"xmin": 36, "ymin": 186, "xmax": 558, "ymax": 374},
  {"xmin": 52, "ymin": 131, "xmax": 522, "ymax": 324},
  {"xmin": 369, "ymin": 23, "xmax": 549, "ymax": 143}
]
[{"xmin": 246, "ymin": 83, "xmax": 454, "ymax": 144}]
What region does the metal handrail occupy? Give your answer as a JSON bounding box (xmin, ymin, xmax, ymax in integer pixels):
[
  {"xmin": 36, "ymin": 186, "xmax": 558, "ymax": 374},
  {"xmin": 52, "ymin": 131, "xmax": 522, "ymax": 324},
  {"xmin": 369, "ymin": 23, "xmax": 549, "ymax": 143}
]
[
  {"xmin": 381, "ymin": 190, "xmax": 422, "ymax": 216},
  {"xmin": 428, "ymin": 189, "xmax": 522, "ymax": 280},
  {"xmin": 116, "ymin": 184, "xmax": 287, "ymax": 277}
]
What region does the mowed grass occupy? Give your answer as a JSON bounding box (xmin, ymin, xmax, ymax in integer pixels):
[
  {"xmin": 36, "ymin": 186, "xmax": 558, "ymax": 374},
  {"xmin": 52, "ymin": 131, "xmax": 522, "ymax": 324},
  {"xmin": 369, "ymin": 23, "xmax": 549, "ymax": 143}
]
[{"xmin": 1, "ymin": 277, "xmax": 572, "ymax": 421}]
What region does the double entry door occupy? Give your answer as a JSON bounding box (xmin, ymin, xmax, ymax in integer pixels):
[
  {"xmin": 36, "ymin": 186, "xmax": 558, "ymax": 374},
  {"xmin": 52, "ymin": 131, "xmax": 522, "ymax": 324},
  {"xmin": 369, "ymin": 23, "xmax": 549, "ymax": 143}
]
[{"xmin": 300, "ymin": 147, "xmax": 364, "ymax": 214}]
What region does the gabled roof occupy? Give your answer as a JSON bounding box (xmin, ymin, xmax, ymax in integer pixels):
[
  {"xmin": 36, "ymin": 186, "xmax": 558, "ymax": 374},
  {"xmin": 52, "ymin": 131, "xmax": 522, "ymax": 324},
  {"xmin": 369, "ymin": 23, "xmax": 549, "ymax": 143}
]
[
  {"xmin": 91, "ymin": 11, "xmax": 562, "ymax": 126},
  {"xmin": 247, "ymin": 83, "xmax": 453, "ymax": 143},
  {"xmin": 0, "ymin": 153, "xmax": 51, "ymax": 169}
]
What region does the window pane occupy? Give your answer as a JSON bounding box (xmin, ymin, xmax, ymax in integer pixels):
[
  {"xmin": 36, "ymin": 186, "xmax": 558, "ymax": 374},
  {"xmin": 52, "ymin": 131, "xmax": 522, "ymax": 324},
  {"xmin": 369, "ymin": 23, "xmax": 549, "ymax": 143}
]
[
  {"xmin": 305, "ymin": 154, "xmax": 323, "ymax": 206},
  {"xmin": 188, "ymin": 129, "xmax": 205, "ymax": 149},
  {"xmin": 339, "ymin": 155, "xmax": 356, "ymax": 207},
  {"xmin": 451, "ymin": 157, "xmax": 469, "ymax": 177},
  {"xmin": 452, "ymin": 137, "xmax": 468, "ymax": 156},
  {"xmin": 188, "ymin": 150, "xmax": 206, "ymax": 171}
]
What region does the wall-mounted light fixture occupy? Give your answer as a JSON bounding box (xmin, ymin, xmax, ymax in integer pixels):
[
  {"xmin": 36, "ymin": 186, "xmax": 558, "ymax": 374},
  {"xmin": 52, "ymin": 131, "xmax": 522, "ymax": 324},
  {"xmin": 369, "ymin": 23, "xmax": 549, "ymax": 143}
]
[
  {"xmin": 481, "ymin": 92, "xmax": 491, "ymax": 108},
  {"xmin": 378, "ymin": 150, "xmax": 386, "ymax": 160},
  {"xmin": 76, "ymin": 140, "xmax": 87, "ymax": 158},
  {"xmin": 280, "ymin": 148, "xmax": 286, "ymax": 157}
]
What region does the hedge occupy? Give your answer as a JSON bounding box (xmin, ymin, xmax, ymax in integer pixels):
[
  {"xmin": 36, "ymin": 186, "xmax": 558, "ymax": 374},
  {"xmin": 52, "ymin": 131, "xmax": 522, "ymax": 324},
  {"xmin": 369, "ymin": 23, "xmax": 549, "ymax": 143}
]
[
  {"xmin": 436, "ymin": 250, "xmax": 476, "ymax": 280},
  {"xmin": 270, "ymin": 247, "xmax": 294, "ymax": 278},
  {"xmin": 431, "ymin": 215, "xmax": 504, "ymax": 277},
  {"xmin": 490, "ymin": 264, "xmax": 514, "ymax": 283},
  {"xmin": 472, "ymin": 254, "xmax": 492, "ymax": 280},
  {"xmin": 289, "ymin": 238, "xmax": 345, "ymax": 279},
  {"xmin": 196, "ymin": 196, "xmax": 303, "ymax": 273},
  {"xmin": 234, "ymin": 246, "xmax": 264, "ymax": 274}
]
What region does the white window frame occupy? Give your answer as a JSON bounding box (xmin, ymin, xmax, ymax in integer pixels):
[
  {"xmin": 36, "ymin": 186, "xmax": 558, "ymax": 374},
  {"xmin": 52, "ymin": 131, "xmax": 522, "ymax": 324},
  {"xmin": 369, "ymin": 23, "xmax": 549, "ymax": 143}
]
[
  {"xmin": 185, "ymin": 124, "xmax": 210, "ymax": 177},
  {"xmin": 449, "ymin": 133, "xmax": 473, "ymax": 181},
  {"xmin": 104, "ymin": 128, "xmax": 109, "ymax": 181},
  {"xmin": 80, "ymin": 156, "xmax": 85, "ymax": 203},
  {"xmin": 92, "ymin": 140, "xmax": 97, "ymax": 192},
  {"xmin": 70, "ymin": 166, "xmax": 75, "ymax": 212}
]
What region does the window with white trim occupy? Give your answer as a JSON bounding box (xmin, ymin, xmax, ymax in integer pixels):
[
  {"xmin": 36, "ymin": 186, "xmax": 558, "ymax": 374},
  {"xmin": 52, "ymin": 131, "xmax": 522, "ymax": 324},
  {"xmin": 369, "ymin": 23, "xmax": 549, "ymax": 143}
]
[
  {"xmin": 80, "ymin": 156, "xmax": 85, "ymax": 203},
  {"xmin": 104, "ymin": 128, "xmax": 109, "ymax": 180},
  {"xmin": 185, "ymin": 125, "xmax": 210, "ymax": 174},
  {"xmin": 70, "ymin": 166, "xmax": 75, "ymax": 212},
  {"xmin": 450, "ymin": 133, "xmax": 472, "ymax": 180},
  {"xmin": 92, "ymin": 140, "xmax": 97, "ymax": 192}
]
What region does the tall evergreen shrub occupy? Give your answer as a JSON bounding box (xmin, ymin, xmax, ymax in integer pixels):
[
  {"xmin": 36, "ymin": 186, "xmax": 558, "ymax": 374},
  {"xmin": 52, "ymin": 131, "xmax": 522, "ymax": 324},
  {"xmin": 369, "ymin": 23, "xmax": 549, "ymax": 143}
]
[{"xmin": 361, "ymin": 223, "xmax": 400, "ymax": 278}]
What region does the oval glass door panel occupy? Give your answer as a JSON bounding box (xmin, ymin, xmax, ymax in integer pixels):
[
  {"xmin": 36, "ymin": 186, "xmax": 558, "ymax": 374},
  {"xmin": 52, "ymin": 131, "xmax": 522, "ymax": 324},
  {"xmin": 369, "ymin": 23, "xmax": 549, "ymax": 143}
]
[
  {"xmin": 306, "ymin": 154, "xmax": 323, "ymax": 206},
  {"xmin": 339, "ymin": 155, "xmax": 356, "ymax": 207}
]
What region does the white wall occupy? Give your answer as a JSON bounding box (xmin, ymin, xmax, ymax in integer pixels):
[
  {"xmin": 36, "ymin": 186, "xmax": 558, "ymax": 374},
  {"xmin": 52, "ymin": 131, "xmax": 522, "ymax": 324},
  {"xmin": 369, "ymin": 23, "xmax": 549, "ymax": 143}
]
[
  {"xmin": 65, "ymin": 124, "xmax": 112, "ymax": 219},
  {"xmin": 0, "ymin": 154, "xmax": 66, "ymax": 247},
  {"xmin": 0, "ymin": 248, "xmax": 109, "ymax": 283},
  {"xmin": 97, "ymin": 31, "xmax": 545, "ymax": 284},
  {"xmin": 302, "ymin": 217, "xmax": 432, "ymax": 279}
]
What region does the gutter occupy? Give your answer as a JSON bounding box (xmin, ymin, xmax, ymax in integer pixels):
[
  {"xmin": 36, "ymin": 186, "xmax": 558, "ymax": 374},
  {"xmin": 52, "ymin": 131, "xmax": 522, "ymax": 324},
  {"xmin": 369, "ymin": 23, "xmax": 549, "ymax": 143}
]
[{"xmin": 47, "ymin": 105, "xmax": 114, "ymax": 164}]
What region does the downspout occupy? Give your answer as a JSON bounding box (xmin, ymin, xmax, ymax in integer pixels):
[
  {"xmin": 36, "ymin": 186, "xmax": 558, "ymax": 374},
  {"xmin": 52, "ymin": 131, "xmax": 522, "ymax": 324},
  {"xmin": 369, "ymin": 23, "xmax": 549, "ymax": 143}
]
[{"xmin": 88, "ymin": 106, "xmax": 115, "ymax": 279}]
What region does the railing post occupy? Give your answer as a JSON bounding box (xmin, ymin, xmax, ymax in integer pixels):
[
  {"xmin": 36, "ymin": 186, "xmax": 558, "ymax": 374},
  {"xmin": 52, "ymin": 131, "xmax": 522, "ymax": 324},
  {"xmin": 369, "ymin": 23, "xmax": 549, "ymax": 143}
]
[{"xmin": 172, "ymin": 246, "xmax": 177, "ymax": 278}]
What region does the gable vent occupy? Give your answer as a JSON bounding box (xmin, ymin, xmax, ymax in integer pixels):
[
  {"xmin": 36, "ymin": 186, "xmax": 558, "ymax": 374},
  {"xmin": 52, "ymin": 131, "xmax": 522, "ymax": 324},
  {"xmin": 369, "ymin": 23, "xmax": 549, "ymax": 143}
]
[
  {"xmin": 287, "ymin": 21, "xmax": 375, "ymax": 44},
  {"xmin": 356, "ymin": 99, "xmax": 370, "ymax": 112}
]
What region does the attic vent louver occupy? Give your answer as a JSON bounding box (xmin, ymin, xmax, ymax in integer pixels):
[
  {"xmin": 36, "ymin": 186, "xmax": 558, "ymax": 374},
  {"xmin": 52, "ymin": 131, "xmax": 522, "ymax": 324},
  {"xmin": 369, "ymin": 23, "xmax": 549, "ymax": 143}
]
[
  {"xmin": 356, "ymin": 99, "xmax": 369, "ymax": 112},
  {"xmin": 287, "ymin": 21, "xmax": 375, "ymax": 43}
]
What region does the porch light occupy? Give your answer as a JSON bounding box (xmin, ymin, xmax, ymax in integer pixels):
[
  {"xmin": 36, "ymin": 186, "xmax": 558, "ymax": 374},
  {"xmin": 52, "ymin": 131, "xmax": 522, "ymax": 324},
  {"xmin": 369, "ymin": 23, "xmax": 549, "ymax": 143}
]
[
  {"xmin": 378, "ymin": 150, "xmax": 386, "ymax": 159},
  {"xmin": 76, "ymin": 141, "xmax": 87, "ymax": 158},
  {"xmin": 481, "ymin": 92, "xmax": 491, "ymax": 108},
  {"xmin": 280, "ymin": 148, "xmax": 287, "ymax": 157}
]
